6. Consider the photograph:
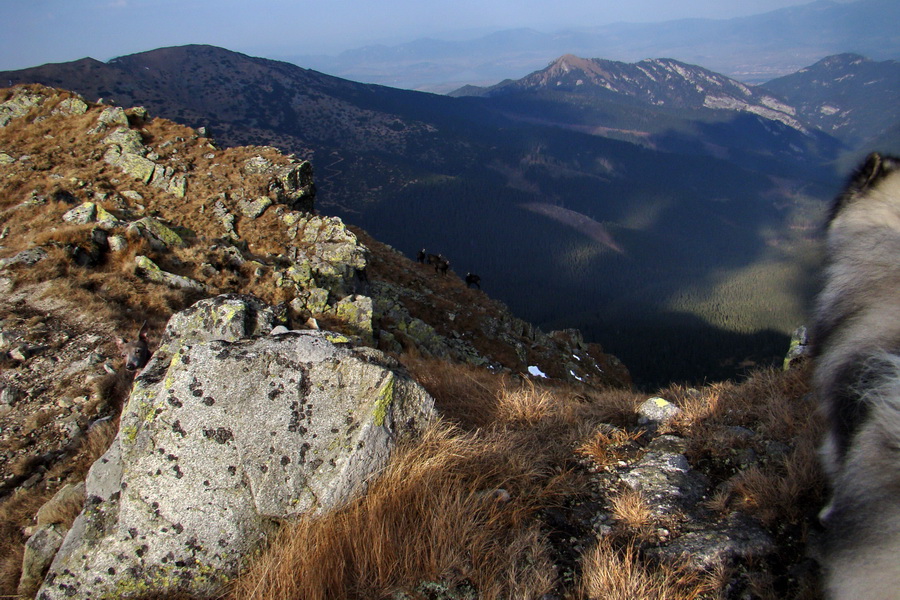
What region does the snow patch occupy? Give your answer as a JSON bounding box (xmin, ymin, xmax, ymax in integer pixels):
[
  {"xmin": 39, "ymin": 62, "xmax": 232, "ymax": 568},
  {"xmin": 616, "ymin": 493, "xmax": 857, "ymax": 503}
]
[{"xmin": 528, "ymin": 365, "xmax": 548, "ymax": 378}]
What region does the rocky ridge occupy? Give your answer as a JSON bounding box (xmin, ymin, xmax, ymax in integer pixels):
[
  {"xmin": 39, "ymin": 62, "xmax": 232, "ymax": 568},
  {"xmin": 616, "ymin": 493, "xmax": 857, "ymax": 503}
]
[{"xmin": 472, "ymin": 54, "xmax": 807, "ymax": 132}]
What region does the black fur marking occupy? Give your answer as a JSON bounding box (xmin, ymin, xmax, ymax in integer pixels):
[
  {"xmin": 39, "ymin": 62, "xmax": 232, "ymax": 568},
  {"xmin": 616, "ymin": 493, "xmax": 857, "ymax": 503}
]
[
  {"xmin": 825, "ymin": 358, "xmax": 875, "ymax": 461},
  {"xmin": 828, "ymin": 153, "xmax": 900, "ymax": 223}
]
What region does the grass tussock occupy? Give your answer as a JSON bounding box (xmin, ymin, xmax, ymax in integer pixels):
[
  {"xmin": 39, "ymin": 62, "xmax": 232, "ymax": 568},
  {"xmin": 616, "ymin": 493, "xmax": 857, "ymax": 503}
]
[
  {"xmin": 229, "ymin": 423, "xmax": 560, "ymax": 600},
  {"xmin": 609, "ymin": 487, "xmax": 655, "ymax": 531},
  {"xmin": 579, "ymin": 538, "xmax": 720, "ymax": 600}
]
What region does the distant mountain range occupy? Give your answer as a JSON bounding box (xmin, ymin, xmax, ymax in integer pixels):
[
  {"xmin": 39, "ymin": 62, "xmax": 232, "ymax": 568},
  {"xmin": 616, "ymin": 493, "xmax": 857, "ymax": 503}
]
[
  {"xmin": 282, "ymin": 0, "xmax": 900, "ymax": 91},
  {"xmin": 2, "ymin": 44, "xmax": 895, "ymax": 386}
]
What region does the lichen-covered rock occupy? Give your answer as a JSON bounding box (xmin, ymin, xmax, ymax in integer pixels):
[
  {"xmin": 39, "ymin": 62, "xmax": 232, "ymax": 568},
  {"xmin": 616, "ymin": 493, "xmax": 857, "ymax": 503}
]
[
  {"xmin": 95, "ymin": 205, "xmax": 123, "ymax": 230},
  {"xmin": 105, "ymin": 146, "xmax": 156, "ymax": 183},
  {"xmin": 92, "ymin": 106, "xmax": 129, "ymax": 131},
  {"xmin": 238, "ymin": 196, "xmax": 272, "ymax": 219},
  {"xmin": 37, "ymin": 295, "xmax": 435, "ymax": 600},
  {"xmin": 637, "ymin": 396, "xmax": 681, "ymax": 428},
  {"xmin": 103, "ymin": 127, "xmax": 146, "ymax": 156},
  {"xmin": 134, "ymin": 256, "xmax": 206, "ymax": 292},
  {"xmin": 0, "ymin": 89, "xmax": 45, "ymax": 126},
  {"xmin": 154, "ymin": 294, "xmax": 284, "ymax": 354},
  {"xmin": 127, "ymin": 217, "xmax": 184, "ymax": 248},
  {"xmin": 51, "ymin": 97, "xmax": 88, "ymax": 116},
  {"xmin": 783, "ymin": 325, "xmax": 809, "ymax": 370},
  {"xmin": 19, "ymin": 524, "xmax": 67, "ymax": 597},
  {"xmin": 62, "ymin": 202, "xmax": 96, "ymax": 225},
  {"xmin": 243, "ymin": 156, "xmax": 315, "ymax": 212},
  {"xmin": 332, "ymin": 294, "xmax": 375, "ymax": 344}
]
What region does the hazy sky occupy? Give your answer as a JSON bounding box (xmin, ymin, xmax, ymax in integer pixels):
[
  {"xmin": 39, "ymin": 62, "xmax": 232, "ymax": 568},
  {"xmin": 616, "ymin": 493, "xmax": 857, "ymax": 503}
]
[{"xmin": 1, "ymin": 0, "xmax": 835, "ymax": 72}]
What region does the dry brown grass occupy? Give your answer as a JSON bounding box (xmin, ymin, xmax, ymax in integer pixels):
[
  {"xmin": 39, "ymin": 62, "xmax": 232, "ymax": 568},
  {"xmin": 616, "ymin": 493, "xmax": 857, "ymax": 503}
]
[
  {"xmin": 726, "ymin": 433, "xmax": 825, "ymax": 524},
  {"xmin": 402, "ymin": 357, "xmax": 508, "ymax": 428},
  {"xmin": 609, "ymin": 487, "xmax": 654, "ymax": 531},
  {"xmin": 576, "ymin": 427, "xmax": 644, "ymax": 467},
  {"xmin": 579, "ymin": 538, "xmax": 720, "ymax": 600},
  {"xmin": 228, "ymin": 423, "xmax": 560, "ymax": 600}
]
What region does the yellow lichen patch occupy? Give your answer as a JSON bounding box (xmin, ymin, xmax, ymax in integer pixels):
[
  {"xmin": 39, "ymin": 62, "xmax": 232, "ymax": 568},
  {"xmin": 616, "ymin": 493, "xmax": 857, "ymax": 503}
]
[{"xmin": 372, "ymin": 374, "xmax": 395, "ymax": 427}]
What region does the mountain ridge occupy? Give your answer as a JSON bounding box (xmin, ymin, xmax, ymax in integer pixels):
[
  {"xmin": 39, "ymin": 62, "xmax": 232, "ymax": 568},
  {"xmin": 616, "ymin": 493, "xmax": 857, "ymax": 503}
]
[
  {"xmin": 0, "ymin": 44, "xmax": 864, "ymax": 387},
  {"xmin": 280, "ymin": 0, "xmax": 900, "ymax": 91}
]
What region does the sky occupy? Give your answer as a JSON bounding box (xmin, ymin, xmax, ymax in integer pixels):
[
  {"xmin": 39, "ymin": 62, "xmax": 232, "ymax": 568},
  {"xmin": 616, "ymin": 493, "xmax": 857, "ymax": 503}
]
[{"xmin": 1, "ymin": 0, "xmax": 838, "ymax": 72}]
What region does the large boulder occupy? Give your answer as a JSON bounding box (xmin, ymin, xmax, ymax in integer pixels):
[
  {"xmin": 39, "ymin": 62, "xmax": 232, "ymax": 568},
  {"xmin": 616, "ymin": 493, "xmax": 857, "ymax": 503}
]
[{"xmin": 37, "ymin": 295, "xmax": 436, "ymax": 600}]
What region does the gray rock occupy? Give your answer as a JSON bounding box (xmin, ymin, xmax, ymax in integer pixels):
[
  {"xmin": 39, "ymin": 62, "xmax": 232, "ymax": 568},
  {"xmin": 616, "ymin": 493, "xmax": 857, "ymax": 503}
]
[
  {"xmin": 619, "ymin": 435, "xmax": 708, "ymax": 516},
  {"xmin": 134, "ymin": 256, "xmax": 206, "ymax": 292},
  {"xmin": 0, "ymin": 89, "xmax": 45, "ymax": 127},
  {"xmin": 18, "ymin": 524, "xmax": 67, "ymax": 597},
  {"xmin": 62, "ymin": 202, "xmax": 96, "ymax": 225},
  {"xmin": 651, "ymin": 512, "xmax": 775, "ymax": 569},
  {"xmin": 127, "ymin": 217, "xmax": 184, "ymax": 249},
  {"xmin": 107, "ymin": 235, "xmax": 128, "ymax": 252},
  {"xmin": 92, "ymin": 106, "xmax": 129, "ymax": 131},
  {"xmin": 0, "ymin": 384, "xmax": 23, "ymax": 407},
  {"xmin": 106, "ymin": 148, "xmax": 156, "ymax": 184},
  {"xmin": 38, "ymin": 295, "xmax": 435, "ymax": 600},
  {"xmin": 637, "ymin": 396, "xmax": 681, "ymax": 428},
  {"xmin": 155, "ymin": 294, "xmax": 284, "ymax": 354},
  {"xmin": 238, "ymin": 196, "xmax": 273, "ymax": 219},
  {"xmin": 51, "ymin": 97, "xmax": 89, "ymax": 117},
  {"xmin": 103, "ymin": 127, "xmax": 146, "ymax": 156},
  {"xmin": 0, "ymin": 247, "xmax": 48, "ymax": 269},
  {"xmin": 213, "ymin": 197, "xmax": 238, "ymax": 239}
]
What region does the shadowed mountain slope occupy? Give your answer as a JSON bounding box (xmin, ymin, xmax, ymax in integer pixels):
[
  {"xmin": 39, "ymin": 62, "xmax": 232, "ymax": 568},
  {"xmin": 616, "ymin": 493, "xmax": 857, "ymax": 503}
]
[{"xmin": 0, "ymin": 46, "xmax": 847, "ymax": 387}]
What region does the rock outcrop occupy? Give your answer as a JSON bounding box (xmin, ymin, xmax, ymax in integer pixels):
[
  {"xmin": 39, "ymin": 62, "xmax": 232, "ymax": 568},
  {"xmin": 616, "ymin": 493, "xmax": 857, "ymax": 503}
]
[{"xmin": 37, "ymin": 295, "xmax": 436, "ymax": 599}]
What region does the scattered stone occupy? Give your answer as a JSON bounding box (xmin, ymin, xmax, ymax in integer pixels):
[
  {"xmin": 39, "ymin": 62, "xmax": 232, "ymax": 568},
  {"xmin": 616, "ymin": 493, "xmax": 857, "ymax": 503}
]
[
  {"xmin": 637, "ymin": 396, "xmax": 681, "ymax": 428},
  {"xmin": 62, "ymin": 202, "xmax": 97, "ymax": 225},
  {"xmin": 51, "ymin": 97, "xmax": 89, "ymax": 117},
  {"xmin": 213, "ymin": 196, "xmax": 238, "ymax": 239},
  {"xmin": 238, "ymin": 196, "xmax": 273, "ymax": 219},
  {"xmin": 127, "ymin": 217, "xmax": 184, "ymax": 248},
  {"xmin": 783, "ymin": 325, "xmax": 810, "ymax": 370},
  {"xmin": 0, "ymin": 385, "xmax": 23, "ymax": 407},
  {"xmin": 9, "ymin": 344, "xmax": 40, "ymax": 362},
  {"xmin": 0, "ymin": 247, "xmax": 48, "ymax": 269},
  {"xmin": 134, "ymin": 255, "xmax": 206, "ymax": 292}
]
